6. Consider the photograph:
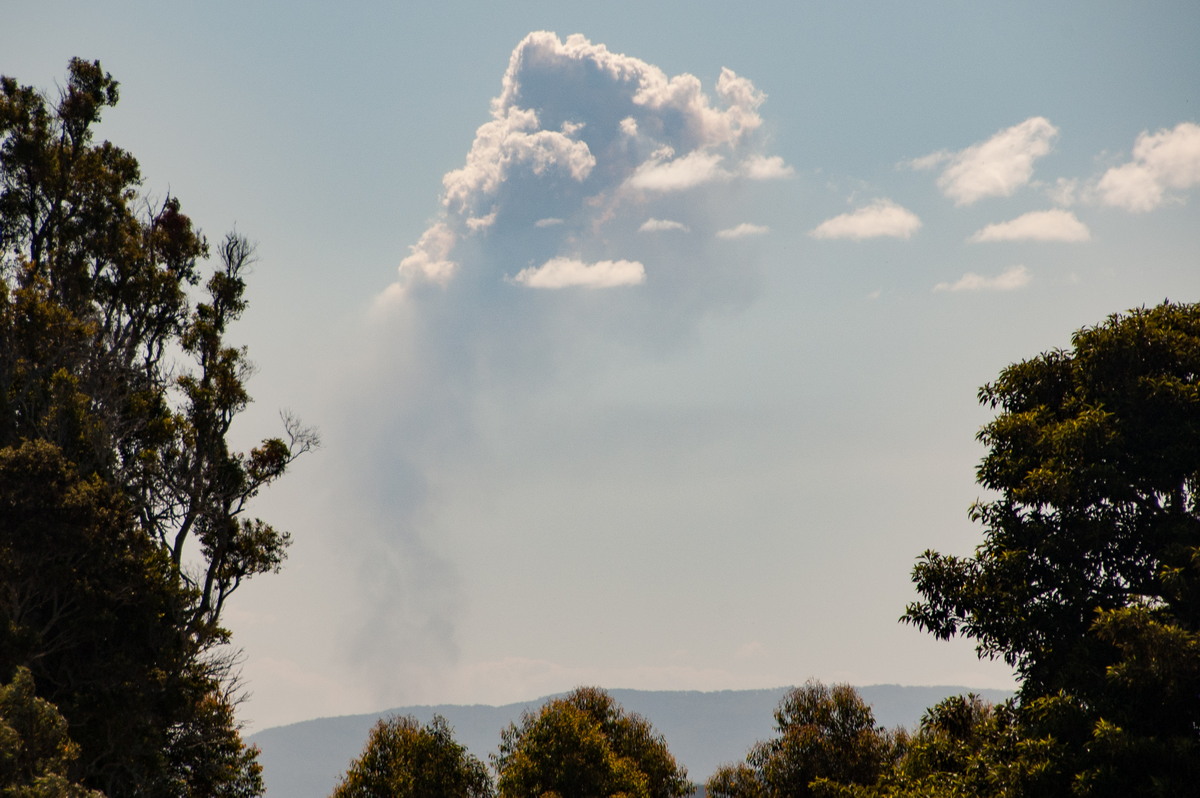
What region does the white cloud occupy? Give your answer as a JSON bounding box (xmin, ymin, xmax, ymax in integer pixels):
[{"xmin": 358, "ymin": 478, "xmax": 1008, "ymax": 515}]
[
  {"xmin": 968, "ymin": 209, "xmax": 1090, "ymax": 243},
  {"xmin": 915, "ymin": 117, "xmax": 1058, "ymax": 205},
  {"xmin": 1095, "ymin": 122, "xmax": 1200, "ymax": 212},
  {"xmin": 716, "ymin": 223, "xmax": 769, "ymax": 239},
  {"xmin": 443, "ymin": 106, "xmax": 597, "ymax": 216},
  {"xmin": 493, "ymin": 34, "xmax": 767, "ymax": 151},
  {"xmin": 741, "ymin": 155, "xmax": 794, "ymax": 180},
  {"xmin": 396, "ymin": 222, "xmax": 457, "ymax": 287},
  {"xmin": 466, "ymin": 210, "xmax": 497, "ymax": 231},
  {"xmin": 1047, "ymin": 177, "xmax": 1078, "ymax": 206},
  {"xmin": 639, "ymin": 218, "xmax": 691, "ymax": 233},
  {"xmin": 810, "ymin": 199, "xmax": 921, "ymax": 240},
  {"xmin": 906, "ymin": 150, "xmax": 950, "ymax": 171},
  {"xmin": 626, "ymin": 150, "xmax": 729, "ymax": 192},
  {"xmin": 382, "ymin": 31, "xmax": 789, "ymax": 304},
  {"xmin": 934, "ymin": 264, "xmax": 1031, "ymax": 292},
  {"xmin": 511, "ymin": 256, "xmax": 646, "ymax": 288}
]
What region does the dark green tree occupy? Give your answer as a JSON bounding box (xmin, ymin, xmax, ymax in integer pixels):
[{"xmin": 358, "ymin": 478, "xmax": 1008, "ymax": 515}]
[
  {"xmin": 494, "ymin": 687, "xmax": 691, "ymax": 798},
  {"xmin": 0, "ymin": 666, "xmax": 103, "ymax": 798},
  {"xmin": 706, "ymin": 682, "xmax": 900, "ymax": 798},
  {"xmin": 331, "ymin": 714, "xmax": 493, "ymax": 798},
  {"xmin": 0, "ymin": 59, "xmax": 313, "ymax": 795},
  {"xmin": 903, "ymin": 301, "xmax": 1200, "ymax": 795},
  {"xmin": 813, "ymin": 694, "xmax": 1064, "ymax": 798}
]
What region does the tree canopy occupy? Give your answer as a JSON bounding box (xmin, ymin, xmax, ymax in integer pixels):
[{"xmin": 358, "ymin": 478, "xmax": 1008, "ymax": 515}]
[
  {"xmin": 0, "ymin": 667, "xmax": 103, "ymax": 798},
  {"xmin": 330, "ymin": 714, "xmax": 493, "ymax": 798},
  {"xmin": 493, "ymin": 687, "xmax": 692, "ymax": 798},
  {"xmin": 707, "ymin": 682, "xmax": 901, "ymax": 798},
  {"xmin": 0, "ymin": 58, "xmax": 313, "ymax": 796},
  {"xmin": 903, "ymin": 301, "xmax": 1200, "ymax": 795}
]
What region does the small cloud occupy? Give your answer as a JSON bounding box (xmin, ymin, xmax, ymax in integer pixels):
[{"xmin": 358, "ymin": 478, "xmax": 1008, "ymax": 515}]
[
  {"xmin": 1047, "ymin": 177, "xmax": 1078, "ymax": 206},
  {"xmin": 934, "ymin": 264, "xmax": 1031, "ymax": 292},
  {"xmin": 741, "ymin": 155, "xmax": 794, "ymax": 180},
  {"xmin": 511, "ymin": 256, "xmax": 646, "ymax": 289},
  {"xmin": 915, "ymin": 117, "xmax": 1058, "ymax": 205},
  {"xmin": 395, "ymin": 222, "xmax": 458, "ymax": 290},
  {"xmin": 639, "ymin": 218, "xmax": 691, "ymax": 233},
  {"xmin": 810, "ymin": 199, "xmax": 921, "ymax": 240},
  {"xmin": 906, "ymin": 150, "xmax": 950, "ymax": 171},
  {"xmin": 535, "ymin": 217, "xmax": 564, "ymax": 227},
  {"xmin": 716, "ymin": 222, "xmax": 769, "ymax": 239},
  {"xmin": 466, "ymin": 210, "xmax": 497, "ymax": 231},
  {"xmin": 1095, "ymin": 122, "xmax": 1200, "ymax": 212},
  {"xmin": 968, "ymin": 209, "xmax": 1090, "ymax": 243},
  {"xmin": 626, "ymin": 150, "xmax": 729, "ymax": 192}
]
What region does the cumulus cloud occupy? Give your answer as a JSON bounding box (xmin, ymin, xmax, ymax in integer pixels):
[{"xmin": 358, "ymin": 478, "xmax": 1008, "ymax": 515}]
[
  {"xmin": 383, "ymin": 30, "xmax": 790, "ymax": 301},
  {"xmin": 639, "ymin": 218, "xmax": 690, "ymax": 233},
  {"xmin": 511, "ymin": 257, "xmax": 646, "ymax": 288},
  {"xmin": 716, "ymin": 223, "xmax": 769, "ymax": 239},
  {"xmin": 1095, "ymin": 122, "xmax": 1200, "ymax": 212},
  {"xmin": 741, "ymin": 155, "xmax": 794, "ymax": 180},
  {"xmin": 626, "ymin": 150, "xmax": 730, "ymax": 192},
  {"xmin": 934, "ymin": 265, "xmax": 1032, "ymax": 292},
  {"xmin": 968, "ymin": 209, "xmax": 1091, "ymax": 242},
  {"xmin": 442, "ymin": 107, "xmax": 597, "ymax": 217},
  {"xmin": 349, "ymin": 34, "xmax": 789, "ymax": 696},
  {"xmin": 913, "ymin": 117, "xmax": 1058, "ymax": 205},
  {"xmin": 809, "ymin": 199, "xmax": 921, "ymax": 240},
  {"xmin": 396, "ymin": 222, "xmax": 458, "ymax": 288}
]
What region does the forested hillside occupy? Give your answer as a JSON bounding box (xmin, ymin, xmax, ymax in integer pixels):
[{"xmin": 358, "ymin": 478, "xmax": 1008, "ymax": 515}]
[{"xmin": 250, "ymin": 685, "xmax": 1013, "ymax": 797}]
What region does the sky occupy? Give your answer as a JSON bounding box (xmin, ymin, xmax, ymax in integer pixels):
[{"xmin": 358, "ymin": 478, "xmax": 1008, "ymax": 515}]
[{"xmin": 5, "ymin": 2, "xmax": 1200, "ymax": 733}]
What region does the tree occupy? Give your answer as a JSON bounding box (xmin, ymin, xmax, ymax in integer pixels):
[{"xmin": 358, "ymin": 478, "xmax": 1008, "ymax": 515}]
[
  {"xmin": 331, "ymin": 714, "xmax": 493, "ymax": 798},
  {"xmin": 0, "ymin": 439, "xmax": 192, "ymax": 795},
  {"xmin": 813, "ymin": 694, "xmax": 1065, "ymax": 798},
  {"xmin": 0, "ymin": 59, "xmax": 313, "ymax": 795},
  {"xmin": 902, "ymin": 301, "xmax": 1200, "ymax": 795},
  {"xmin": 706, "ymin": 682, "xmax": 900, "ymax": 798},
  {"xmin": 0, "ymin": 667, "xmax": 103, "ymax": 798},
  {"xmin": 493, "ymin": 687, "xmax": 692, "ymax": 798}
]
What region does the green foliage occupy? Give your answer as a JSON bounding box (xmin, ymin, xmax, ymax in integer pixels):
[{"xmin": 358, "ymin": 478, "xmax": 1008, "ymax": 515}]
[
  {"xmin": 0, "ymin": 59, "xmax": 314, "ymax": 795},
  {"xmin": 331, "ymin": 714, "xmax": 492, "ymax": 798},
  {"xmin": 903, "ymin": 301, "xmax": 1200, "ymax": 795},
  {"xmin": 707, "ymin": 682, "xmax": 901, "ymax": 798},
  {"xmin": 835, "ymin": 695, "xmax": 1068, "ymax": 798},
  {"xmin": 0, "ymin": 667, "xmax": 103, "ymax": 798},
  {"xmin": 493, "ymin": 687, "xmax": 691, "ymax": 798},
  {"xmin": 0, "ymin": 440, "xmax": 185, "ymax": 794}
]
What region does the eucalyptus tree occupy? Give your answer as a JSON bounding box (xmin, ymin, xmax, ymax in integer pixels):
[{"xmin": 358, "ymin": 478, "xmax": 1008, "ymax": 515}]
[
  {"xmin": 494, "ymin": 687, "xmax": 692, "ymax": 798},
  {"xmin": 0, "ymin": 58, "xmax": 314, "ymax": 795},
  {"xmin": 707, "ymin": 682, "xmax": 900, "ymax": 798},
  {"xmin": 332, "ymin": 715, "xmax": 493, "ymax": 798}
]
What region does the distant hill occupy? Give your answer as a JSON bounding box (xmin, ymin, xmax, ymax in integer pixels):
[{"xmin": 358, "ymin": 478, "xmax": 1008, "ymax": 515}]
[{"xmin": 248, "ymin": 684, "xmax": 1012, "ymax": 797}]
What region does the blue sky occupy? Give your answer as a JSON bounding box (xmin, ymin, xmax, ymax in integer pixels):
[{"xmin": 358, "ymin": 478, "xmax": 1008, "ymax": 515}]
[{"xmin": 6, "ymin": 1, "xmax": 1200, "ymax": 732}]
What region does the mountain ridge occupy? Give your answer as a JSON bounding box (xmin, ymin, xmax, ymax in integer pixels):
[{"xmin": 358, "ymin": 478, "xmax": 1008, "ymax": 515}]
[{"xmin": 249, "ymin": 684, "xmax": 1014, "ymax": 797}]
